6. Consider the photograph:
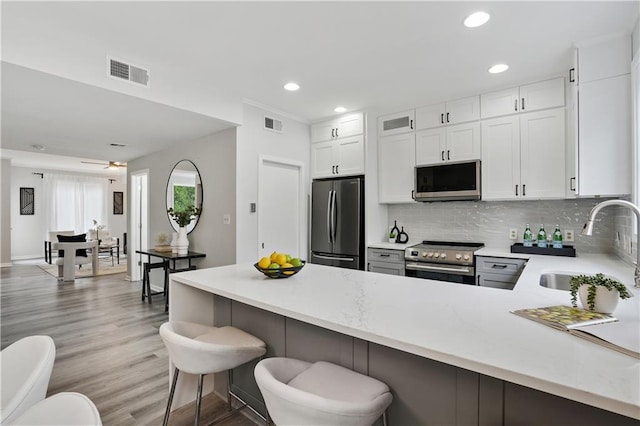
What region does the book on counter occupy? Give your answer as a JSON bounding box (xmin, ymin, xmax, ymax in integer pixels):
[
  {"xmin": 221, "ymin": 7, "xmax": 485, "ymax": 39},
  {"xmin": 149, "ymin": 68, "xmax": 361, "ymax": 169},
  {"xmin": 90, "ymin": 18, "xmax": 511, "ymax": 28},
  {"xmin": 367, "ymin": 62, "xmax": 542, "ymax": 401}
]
[{"xmin": 511, "ymin": 305, "xmax": 639, "ymax": 359}]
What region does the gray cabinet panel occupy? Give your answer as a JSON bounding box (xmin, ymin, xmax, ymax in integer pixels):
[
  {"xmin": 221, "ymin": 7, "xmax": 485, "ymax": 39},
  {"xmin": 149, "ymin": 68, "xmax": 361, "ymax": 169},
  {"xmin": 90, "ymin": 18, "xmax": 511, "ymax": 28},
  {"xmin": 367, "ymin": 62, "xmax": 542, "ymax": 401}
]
[
  {"xmin": 369, "ymin": 262, "xmax": 405, "ymax": 276},
  {"xmin": 504, "ymin": 382, "xmax": 638, "ymax": 426},
  {"xmin": 285, "ymin": 318, "xmax": 354, "ymax": 369},
  {"xmin": 479, "ymin": 375, "xmax": 503, "ymax": 426},
  {"xmin": 369, "ymin": 343, "xmax": 461, "ymax": 425},
  {"xmin": 456, "ymin": 369, "xmax": 479, "ymax": 425}
]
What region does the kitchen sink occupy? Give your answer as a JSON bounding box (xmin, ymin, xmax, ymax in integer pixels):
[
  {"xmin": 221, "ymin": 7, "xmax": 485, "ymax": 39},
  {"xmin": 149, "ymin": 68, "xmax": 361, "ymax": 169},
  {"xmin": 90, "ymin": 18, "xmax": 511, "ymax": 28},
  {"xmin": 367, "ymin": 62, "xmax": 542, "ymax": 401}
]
[{"xmin": 539, "ymin": 272, "xmax": 573, "ymax": 291}]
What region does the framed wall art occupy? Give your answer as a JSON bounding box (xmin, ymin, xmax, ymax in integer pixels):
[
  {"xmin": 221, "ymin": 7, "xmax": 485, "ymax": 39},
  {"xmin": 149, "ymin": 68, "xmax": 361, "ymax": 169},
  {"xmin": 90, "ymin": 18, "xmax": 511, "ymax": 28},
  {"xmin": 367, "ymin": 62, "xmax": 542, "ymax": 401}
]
[
  {"xmin": 113, "ymin": 191, "xmax": 124, "ymax": 215},
  {"xmin": 20, "ymin": 187, "xmax": 35, "ymax": 215}
]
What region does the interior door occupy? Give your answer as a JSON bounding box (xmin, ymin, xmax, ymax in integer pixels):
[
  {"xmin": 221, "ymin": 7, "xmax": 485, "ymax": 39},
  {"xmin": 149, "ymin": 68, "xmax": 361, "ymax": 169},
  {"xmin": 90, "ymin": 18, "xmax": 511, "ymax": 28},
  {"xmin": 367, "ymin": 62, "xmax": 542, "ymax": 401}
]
[
  {"xmin": 310, "ymin": 180, "xmax": 332, "ymax": 255},
  {"xmin": 130, "ymin": 170, "xmax": 148, "ymax": 282},
  {"xmin": 333, "ymin": 178, "xmax": 361, "ymax": 257}
]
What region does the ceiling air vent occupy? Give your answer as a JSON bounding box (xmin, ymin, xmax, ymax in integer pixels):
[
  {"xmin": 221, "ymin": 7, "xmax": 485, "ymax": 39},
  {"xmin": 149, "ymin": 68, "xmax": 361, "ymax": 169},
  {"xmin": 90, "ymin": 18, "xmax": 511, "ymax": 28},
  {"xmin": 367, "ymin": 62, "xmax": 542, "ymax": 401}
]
[
  {"xmin": 264, "ymin": 116, "xmax": 283, "ymax": 133},
  {"xmin": 108, "ymin": 58, "xmax": 149, "ymax": 87}
]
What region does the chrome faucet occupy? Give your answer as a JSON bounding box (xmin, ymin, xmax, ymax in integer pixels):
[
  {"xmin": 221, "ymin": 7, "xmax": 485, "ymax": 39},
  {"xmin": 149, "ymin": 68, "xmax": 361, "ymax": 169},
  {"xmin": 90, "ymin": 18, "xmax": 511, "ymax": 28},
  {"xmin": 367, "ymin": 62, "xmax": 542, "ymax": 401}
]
[{"xmin": 581, "ymin": 199, "xmax": 640, "ymax": 288}]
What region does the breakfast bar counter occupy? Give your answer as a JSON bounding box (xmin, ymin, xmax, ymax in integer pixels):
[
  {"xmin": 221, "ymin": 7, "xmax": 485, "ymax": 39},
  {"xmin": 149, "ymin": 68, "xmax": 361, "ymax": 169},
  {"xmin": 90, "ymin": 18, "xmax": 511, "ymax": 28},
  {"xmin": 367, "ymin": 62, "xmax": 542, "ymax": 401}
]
[{"xmin": 169, "ymin": 257, "xmax": 640, "ymax": 423}]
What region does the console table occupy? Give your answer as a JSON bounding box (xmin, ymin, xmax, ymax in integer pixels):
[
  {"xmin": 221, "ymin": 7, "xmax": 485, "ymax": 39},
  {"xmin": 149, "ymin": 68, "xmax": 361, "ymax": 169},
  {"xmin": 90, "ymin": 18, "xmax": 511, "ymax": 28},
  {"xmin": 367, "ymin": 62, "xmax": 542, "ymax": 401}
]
[{"xmin": 135, "ymin": 249, "xmax": 206, "ymax": 312}]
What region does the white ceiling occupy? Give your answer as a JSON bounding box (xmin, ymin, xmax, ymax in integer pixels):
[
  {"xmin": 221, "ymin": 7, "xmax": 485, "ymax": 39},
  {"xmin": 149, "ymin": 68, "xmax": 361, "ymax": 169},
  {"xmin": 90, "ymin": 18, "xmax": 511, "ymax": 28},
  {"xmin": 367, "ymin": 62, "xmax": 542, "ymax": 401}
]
[{"xmin": 1, "ymin": 1, "xmax": 638, "ymax": 170}]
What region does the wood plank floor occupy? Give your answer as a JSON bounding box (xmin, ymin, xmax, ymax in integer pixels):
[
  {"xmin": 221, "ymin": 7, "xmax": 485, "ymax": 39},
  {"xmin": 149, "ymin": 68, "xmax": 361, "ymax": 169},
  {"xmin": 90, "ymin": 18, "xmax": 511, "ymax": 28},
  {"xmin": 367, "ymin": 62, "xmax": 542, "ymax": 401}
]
[{"xmin": 1, "ymin": 263, "xmax": 258, "ymax": 426}]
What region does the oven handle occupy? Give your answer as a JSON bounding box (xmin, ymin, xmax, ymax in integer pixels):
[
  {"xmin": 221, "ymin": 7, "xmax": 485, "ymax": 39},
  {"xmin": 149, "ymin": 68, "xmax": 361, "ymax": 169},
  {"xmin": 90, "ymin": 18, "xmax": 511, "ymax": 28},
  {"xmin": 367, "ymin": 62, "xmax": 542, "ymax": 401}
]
[{"xmin": 405, "ymin": 262, "xmax": 474, "ymax": 276}]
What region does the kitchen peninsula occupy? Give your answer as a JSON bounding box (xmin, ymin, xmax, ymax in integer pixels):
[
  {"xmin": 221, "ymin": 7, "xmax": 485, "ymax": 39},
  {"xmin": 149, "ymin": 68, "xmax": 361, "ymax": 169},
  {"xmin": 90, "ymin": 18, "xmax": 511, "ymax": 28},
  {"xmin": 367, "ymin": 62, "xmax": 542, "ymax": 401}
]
[{"xmin": 169, "ymin": 256, "xmax": 639, "ymax": 425}]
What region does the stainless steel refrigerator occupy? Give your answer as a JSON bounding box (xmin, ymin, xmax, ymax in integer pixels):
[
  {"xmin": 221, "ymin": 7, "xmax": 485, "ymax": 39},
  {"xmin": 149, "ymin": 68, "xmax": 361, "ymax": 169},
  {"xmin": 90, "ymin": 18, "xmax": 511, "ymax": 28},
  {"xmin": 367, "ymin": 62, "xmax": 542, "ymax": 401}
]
[{"xmin": 310, "ymin": 176, "xmax": 364, "ymax": 270}]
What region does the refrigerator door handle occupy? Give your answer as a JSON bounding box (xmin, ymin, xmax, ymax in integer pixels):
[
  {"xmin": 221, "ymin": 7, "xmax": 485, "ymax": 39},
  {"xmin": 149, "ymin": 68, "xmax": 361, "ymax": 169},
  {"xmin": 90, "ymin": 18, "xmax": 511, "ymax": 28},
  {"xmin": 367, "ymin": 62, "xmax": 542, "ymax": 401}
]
[
  {"xmin": 326, "ymin": 190, "xmax": 333, "ymax": 243},
  {"xmin": 331, "ymin": 190, "xmax": 337, "ymax": 243},
  {"xmin": 312, "ymin": 253, "xmax": 355, "ymax": 262}
]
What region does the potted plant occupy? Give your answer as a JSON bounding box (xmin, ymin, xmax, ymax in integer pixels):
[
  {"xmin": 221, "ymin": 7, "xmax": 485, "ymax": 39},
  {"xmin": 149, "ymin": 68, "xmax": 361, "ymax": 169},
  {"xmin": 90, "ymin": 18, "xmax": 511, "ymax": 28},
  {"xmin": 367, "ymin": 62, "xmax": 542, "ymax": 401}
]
[
  {"xmin": 388, "ymin": 231, "xmax": 397, "ymax": 243},
  {"xmin": 570, "ymin": 273, "xmax": 632, "ymax": 314},
  {"xmin": 167, "ymin": 205, "xmax": 202, "ymax": 254}
]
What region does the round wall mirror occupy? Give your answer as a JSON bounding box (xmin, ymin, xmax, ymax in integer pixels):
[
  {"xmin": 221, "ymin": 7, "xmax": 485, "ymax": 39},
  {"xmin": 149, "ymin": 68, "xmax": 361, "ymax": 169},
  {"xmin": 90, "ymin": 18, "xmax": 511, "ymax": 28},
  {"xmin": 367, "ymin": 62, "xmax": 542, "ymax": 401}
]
[{"xmin": 166, "ymin": 160, "xmax": 203, "ymax": 234}]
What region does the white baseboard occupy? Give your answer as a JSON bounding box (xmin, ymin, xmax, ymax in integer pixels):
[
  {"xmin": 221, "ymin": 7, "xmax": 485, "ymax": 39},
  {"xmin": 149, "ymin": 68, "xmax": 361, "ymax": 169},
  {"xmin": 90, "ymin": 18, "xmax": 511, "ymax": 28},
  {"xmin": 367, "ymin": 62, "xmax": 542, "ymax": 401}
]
[
  {"xmin": 11, "ymin": 255, "xmax": 43, "ymax": 261},
  {"xmin": 1, "ymin": 262, "xmax": 14, "ymax": 268}
]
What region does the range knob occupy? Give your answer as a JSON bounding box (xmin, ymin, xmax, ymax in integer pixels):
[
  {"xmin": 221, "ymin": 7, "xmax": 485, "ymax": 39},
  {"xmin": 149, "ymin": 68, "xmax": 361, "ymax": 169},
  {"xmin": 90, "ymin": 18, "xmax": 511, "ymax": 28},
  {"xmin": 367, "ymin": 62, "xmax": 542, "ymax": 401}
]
[
  {"xmin": 440, "ymin": 253, "xmax": 447, "ymax": 259},
  {"xmin": 434, "ymin": 253, "xmax": 440, "ymax": 258},
  {"xmin": 463, "ymin": 254, "xmax": 470, "ymax": 261},
  {"xmin": 422, "ymin": 251, "xmax": 428, "ymax": 258},
  {"xmin": 427, "ymin": 252, "xmax": 434, "ymax": 258},
  {"xmin": 455, "ymin": 253, "xmax": 462, "ymax": 260}
]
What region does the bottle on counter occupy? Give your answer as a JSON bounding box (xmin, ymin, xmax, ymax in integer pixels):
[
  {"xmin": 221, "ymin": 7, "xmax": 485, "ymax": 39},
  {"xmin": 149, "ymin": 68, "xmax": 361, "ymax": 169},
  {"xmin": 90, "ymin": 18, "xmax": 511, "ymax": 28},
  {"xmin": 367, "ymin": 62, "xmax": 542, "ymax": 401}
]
[
  {"xmin": 537, "ymin": 224, "xmax": 548, "ymax": 248},
  {"xmin": 552, "ymin": 224, "xmax": 563, "ymax": 249},
  {"xmin": 523, "ymin": 224, "xmax": 534, "ymax": 247}
]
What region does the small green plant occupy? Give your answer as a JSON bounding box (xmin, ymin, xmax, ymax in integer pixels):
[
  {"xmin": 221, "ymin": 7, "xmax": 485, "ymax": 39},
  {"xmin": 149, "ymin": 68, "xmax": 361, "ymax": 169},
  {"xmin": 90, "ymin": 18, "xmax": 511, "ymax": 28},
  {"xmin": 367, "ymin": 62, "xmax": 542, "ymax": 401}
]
[
  {"xmin": 389, "ymin": 232, "xmax": 397, "ymax": 239},
  {"xmin": 168, "ymin": 205, "xmax": 201, "ymax": 228},
  {"xmin": 570, "ymin": 273, "xmax": 632, "ymax": 311}
]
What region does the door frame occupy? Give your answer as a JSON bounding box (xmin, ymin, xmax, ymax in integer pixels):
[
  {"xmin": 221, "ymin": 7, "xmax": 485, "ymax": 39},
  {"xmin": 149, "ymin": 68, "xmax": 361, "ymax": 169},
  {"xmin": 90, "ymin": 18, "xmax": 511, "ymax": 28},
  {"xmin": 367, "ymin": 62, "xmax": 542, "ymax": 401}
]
[
  {"xmin": 257, "ymin": 155, "xmax": 305, "ymax": 260},
  {"xmin": 129, "ymin": 169, "xmax": 149, "ymax": 282}
]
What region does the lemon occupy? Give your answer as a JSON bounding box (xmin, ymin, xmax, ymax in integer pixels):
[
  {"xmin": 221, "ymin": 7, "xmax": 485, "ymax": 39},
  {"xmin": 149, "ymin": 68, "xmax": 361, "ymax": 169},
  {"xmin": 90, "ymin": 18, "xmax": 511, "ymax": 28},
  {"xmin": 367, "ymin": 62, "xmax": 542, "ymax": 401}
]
[
  {"xmin": 258, "ymin": 257, "xmax": 271, "ymax": 269},
  {"xmin": 282, "ymin": 262, "xmax": 294, "ymax": 275},
  {"xmin": 275, "ymin": 253, "xmax": 288, "ymax": 266},
  {"xmin": 270, "ymin": 251, "xmax": 279, "ymax": 262}
]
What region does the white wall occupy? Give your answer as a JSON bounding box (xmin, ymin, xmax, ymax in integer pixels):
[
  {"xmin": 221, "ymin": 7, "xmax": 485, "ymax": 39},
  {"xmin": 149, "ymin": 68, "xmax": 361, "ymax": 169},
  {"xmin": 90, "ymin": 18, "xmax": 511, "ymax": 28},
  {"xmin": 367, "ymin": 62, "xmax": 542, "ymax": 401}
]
[
  {"xmin": 235, "ymin": 103, "xmax": 310, "ymax": 263},
  {"xmin": 8, "ymin": 166, "xmax": 128, "ymax": 260},
  {"xmin": 363, "ymin": 108, "xmax": 389, "ymax": 245},
  {"xmin": 127, "ymin": 127, "xmax": 237, "ymax": 272},
  {"xmin": 1, "ymin": 159, "xmax": 12, "ymax": 266}
]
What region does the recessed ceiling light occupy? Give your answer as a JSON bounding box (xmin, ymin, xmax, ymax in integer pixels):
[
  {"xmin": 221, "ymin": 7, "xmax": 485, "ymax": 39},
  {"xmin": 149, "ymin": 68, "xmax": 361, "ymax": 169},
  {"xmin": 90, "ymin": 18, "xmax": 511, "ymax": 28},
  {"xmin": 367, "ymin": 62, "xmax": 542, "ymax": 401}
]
[
  {"xmin": 464, "ymin": 11, "xmax": 490, "ymax": 28},
  {"xmin": 284, "ymin": 82, "xmax": 300, "ymax": 91},
  {"xmin": 334, "ymin": 106, "xmax": 347, "ymax": 113},
  {"xmin": 488, "ymin": 64, "xmax": 509, "ymax": 74}
]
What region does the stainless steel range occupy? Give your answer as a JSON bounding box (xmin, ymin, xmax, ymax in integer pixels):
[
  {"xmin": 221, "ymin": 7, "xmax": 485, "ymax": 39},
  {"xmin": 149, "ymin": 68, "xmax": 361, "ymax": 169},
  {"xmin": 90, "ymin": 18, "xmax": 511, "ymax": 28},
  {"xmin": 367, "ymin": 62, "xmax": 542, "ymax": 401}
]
[{"xmin": 405, "ymin": 241, "xmax": 484, "ymax": 285}]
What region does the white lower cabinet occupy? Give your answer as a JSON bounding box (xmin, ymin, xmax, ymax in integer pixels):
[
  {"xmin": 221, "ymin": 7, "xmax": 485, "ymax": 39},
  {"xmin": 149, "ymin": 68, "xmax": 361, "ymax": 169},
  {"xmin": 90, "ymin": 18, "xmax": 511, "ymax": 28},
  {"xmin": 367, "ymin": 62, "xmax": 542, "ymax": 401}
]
[
  {"xmin": 482, "ymin": 108, "xmax": 565, "ymax": 200},
  {"xmin": 368, "ymin": 248, "xmax": 405, "ymax": 276},
  {"xmin": 311, "ymin": 135, "xmax": 364, "ymax": 178},
  {"xmin": 378, "ymin": 133, "xmax": 416, "ymax": 203}
]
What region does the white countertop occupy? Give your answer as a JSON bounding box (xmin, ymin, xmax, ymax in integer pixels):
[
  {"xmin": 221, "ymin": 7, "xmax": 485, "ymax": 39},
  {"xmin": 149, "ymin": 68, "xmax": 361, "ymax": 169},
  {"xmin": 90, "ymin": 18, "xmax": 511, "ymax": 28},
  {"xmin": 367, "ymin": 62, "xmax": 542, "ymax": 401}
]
[
  {"xmin": 368, "ymin": 242, "xmax": 412, "ymax": 250},
  {"xmin": 171, "ymin": 253, "xmax": 640, "ymax": 419}
]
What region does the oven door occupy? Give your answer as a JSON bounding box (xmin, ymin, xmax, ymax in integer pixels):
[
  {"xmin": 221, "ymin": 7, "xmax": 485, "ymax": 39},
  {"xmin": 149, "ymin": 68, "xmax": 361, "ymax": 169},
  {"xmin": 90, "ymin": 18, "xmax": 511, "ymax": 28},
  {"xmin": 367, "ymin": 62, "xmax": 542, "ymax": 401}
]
[{"xmin": 405, "ymin": 261, "xmax": 476, "ymax": 285}]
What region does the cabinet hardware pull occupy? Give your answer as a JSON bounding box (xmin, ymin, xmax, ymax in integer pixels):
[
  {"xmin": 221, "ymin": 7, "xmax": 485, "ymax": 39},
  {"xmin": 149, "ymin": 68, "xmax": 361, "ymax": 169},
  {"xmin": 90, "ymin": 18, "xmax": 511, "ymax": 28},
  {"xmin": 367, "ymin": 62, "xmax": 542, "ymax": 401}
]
[
  {"xmin": 569, "ymin": 68, "xmax": 575, "ymax": 83},
  {"xmin": 367, "ymin": 262, "xmax": 370, "ymax": 271},
  {"xmin": 521, "ymin": 98, "xmax": 525, "ymax": 110},
  {"xmin": 411, "ymin": 190, "xmax": 416, "ymax": 200},
  {"xmin": 410, "ymin": 119, "xmax": 414, "ymax": 129},
  {"xmin": 331, "ymin": 129, "xmax": 335, "ymax": 138},
  {"xmin": 380, "ymin": 254, "xmax": 390, "ymax": 257},
  {"xmin": 446, "ymin": 112, "xmax": 450, "ymax": 123},
  {"xmin": 491, "ymin": 264, "xmax": 508, "ymax": 269},
  {"xmin": 441, "ymin": 113, "xmax": 444, "ymax": 124},
  {"xmin": 336, "ymin": 165, "xmax": 339, "ymax": 174},
  {"xmin": 447, "ymin": 150, "xmax": 450, "ymax": 161},
  {"xmin": 515, "ymin": 185, "xmax": 519, "ymax": 196},
  {"xmin": 514, "ymin": 100, "xmax": 518, "ymax": 111},
  {"xmin": 335, "ymin": 128, "xmax": 339, "ymax": 138},
  {"xmin": 477, "ymin": 275, "xmax": 480, "ymax": 285},
  {"xmin": 332, "ymin": 165, "xmax": 335, "ymax": 174},
  {"xmin": 441, "ymin": 151, "xmax": 445, "ymax": 161},
  {"xmin": 523, "ymin": 184, "xmax": 526, "ymax": 196},
  {"xmin": 570, "ymin": 177, "xmax": 576, "ymax": 191}
]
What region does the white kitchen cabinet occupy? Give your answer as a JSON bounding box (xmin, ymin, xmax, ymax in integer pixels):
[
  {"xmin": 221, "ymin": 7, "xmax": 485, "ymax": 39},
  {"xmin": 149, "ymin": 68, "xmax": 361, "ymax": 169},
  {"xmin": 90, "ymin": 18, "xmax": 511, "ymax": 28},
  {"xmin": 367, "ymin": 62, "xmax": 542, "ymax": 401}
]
[
  {"xmin": 482, "ymin": 108, "xmax": 565, "ymax": 200},
  {"xmin": 415, "ymin": 96, "xmax": 480, "ymax": 130},
  {"xmin": 378, "ymin": 110, "xmax": 415, "ymax": 137},
  {"xmin": 311, "ymin": 135, "xmax": 364, "ymax": 178},
  {"xmin": 480, "ymin": 77, "xmax": 565, "ymax": 119},
  {"xmin": 378, "ymin": 133, "xmax": 416, "ymax": 203},
  {"xmin": 311, "ymin": 112, "xmax": 363, "ymax": 143},
  {"xmin": 415, "ymin": 122, "xmax": 480, "ymax": 165},
  {"xmin": 571, "ymin": 34, "xmax": 632, "ymax": 197}
]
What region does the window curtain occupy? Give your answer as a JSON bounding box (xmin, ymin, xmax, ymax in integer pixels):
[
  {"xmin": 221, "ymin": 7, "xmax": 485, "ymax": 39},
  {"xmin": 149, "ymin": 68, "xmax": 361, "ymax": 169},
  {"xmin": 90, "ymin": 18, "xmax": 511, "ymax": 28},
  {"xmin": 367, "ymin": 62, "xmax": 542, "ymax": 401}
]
[{"xmin": 43, "ymin": 173, "xmax": 108, "ymax": 238}]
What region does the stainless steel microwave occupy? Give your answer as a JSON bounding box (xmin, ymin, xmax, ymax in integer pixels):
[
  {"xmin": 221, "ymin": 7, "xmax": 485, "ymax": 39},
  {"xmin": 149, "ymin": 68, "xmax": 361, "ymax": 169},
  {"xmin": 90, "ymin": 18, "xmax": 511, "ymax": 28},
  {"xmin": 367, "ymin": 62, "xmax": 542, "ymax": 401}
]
[{"xmin": 413, "ymin": 160, "xmax": 481, "ymax": 202}]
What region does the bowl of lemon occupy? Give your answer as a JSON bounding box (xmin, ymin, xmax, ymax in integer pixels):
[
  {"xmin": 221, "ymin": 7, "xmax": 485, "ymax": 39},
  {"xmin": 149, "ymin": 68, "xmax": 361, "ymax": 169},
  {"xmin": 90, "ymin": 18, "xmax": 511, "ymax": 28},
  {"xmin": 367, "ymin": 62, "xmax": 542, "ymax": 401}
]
[{"xmin": 255, "ymin": 252, "xmax": 305, "ymax": 279}]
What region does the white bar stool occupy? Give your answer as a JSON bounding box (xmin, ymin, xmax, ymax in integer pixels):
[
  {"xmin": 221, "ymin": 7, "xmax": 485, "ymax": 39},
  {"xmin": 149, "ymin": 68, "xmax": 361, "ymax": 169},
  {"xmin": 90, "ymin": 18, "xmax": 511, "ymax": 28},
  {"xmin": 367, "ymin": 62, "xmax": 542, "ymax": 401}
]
[
  {"xmin": 159, "ymin": 321, "xmax": 267, "ymax": 426},
  {"xmin": 254, "ymin": 357, "xmax": 393, "ymax": 426},
  {"xmin": 10, "ymin": 392, "xmax": 102, "ymax": 425},
  {"xmin": 0, "ymin": 335, "xmax": 56, "ymax": 424}
]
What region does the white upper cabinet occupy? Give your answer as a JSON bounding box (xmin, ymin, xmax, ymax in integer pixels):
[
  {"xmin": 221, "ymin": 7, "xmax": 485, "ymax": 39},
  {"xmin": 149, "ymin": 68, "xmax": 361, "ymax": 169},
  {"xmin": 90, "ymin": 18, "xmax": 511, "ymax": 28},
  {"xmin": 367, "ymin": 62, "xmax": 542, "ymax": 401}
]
[
  {"xmin": 311, "ymin": 135, "xmax": 364, "ymax": 179},
  {"xmin": 378, "ymin": 133, "xmax": 416, "ymax": 203},
  {"xmin": 481, "ymin": 77, "xmax": 565, "ymax": 119},
  {"xmin": 482, "ymin": 108, "xmax": 565, "ymax": 200},
  {"xmin": 378, "ymin": 110, "xmax": 415, "ymax": 137},
  {"xmin": 415, "ymin": 122, "xmax": 480, "ymax": 165},
  {"xmin": 415, "ymin": 96, "xmax": 480, "ymax": 130},
  {"xmin": 311, "ymin": 112, "xmax": 363, "ymax": 143},
  {"xmin": 577, "ymin": 35, "xmax": 631, "ymax": 84}
]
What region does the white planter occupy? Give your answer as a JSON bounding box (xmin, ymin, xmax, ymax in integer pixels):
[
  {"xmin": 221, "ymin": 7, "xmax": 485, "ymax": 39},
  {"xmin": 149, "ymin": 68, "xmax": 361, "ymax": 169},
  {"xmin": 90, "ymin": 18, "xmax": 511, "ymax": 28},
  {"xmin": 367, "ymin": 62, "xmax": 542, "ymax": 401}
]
[
  {"xmin": 578, "ymin": 285, "xmax": 620, "ymax": 314},
  {"xmin": 170, "ymin": 232, "xmax": 179, "ymax": 254},
  {"xmin": 177, "ymin": 227, "xmax": 189, "ymax": 255},
  {"xmin": 388, "ymin": 237, "xmax": 397, "ymax": 243}
]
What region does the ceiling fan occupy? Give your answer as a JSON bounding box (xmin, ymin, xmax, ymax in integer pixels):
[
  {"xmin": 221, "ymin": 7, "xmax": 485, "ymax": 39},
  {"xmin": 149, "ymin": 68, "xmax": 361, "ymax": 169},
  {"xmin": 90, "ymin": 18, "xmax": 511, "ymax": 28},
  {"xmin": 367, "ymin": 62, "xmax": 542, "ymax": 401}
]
[{"xmin": 80, "ymin": 160, "xmax": 127, "ymax": 169}]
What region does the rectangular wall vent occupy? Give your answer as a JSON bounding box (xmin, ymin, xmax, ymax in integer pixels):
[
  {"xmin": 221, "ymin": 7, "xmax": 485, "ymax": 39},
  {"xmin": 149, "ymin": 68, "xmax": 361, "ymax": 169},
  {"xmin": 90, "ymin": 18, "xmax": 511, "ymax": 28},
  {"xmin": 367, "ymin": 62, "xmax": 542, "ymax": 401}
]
[
  {"xmin": 264, "ymin": 116, "xmax": 283, "ymax": 133},
  {"xmin": 109, "ymin": 58, "xmax": 149, "ymax": 87}
]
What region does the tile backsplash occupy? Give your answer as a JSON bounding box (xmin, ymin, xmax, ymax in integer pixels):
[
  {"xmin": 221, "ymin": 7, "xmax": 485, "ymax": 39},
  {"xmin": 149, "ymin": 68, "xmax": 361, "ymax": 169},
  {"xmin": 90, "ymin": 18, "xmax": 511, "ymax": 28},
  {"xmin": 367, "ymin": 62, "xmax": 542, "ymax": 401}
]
[
  {"xmin": 388, "ymin": 199, "xmax": 620, "ymax": 255},
  {"xmin": 613, "ymin": 204, "xmax": 638, "ymax": 266}
]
